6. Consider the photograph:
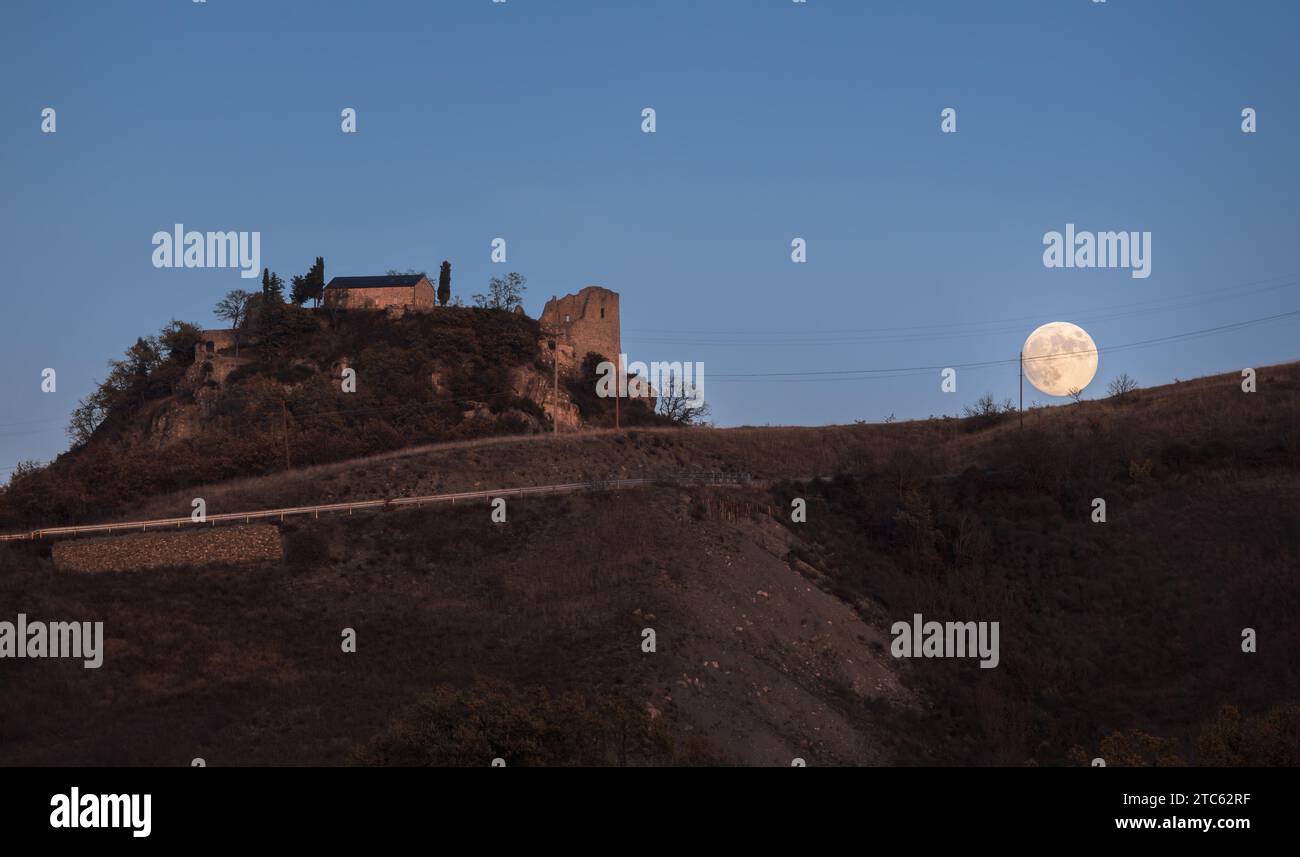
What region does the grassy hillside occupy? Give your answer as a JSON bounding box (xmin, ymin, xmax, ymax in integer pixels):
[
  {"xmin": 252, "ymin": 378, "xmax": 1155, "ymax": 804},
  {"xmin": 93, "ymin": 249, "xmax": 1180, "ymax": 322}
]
[
  {"xmin": 767, "ymin": 361, "xmax": 1300, "ymax": 764},
  {"xmin": 2, "ymin": 362, "xmax": 1297, "ymax": 765},
  {"xmin": 0, "ymin": 488, "xmax": 905, "ymax": 766}
]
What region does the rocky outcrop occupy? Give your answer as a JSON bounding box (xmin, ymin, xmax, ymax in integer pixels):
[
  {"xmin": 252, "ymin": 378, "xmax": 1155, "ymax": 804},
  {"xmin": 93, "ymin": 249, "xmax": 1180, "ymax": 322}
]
[
  {"xmin": 512, "ymin": 365, "xmax": 581, "ymax": 431},
  {"xmin": 147, "ymin": 400, "xmax": 203, "ymax": 448}
]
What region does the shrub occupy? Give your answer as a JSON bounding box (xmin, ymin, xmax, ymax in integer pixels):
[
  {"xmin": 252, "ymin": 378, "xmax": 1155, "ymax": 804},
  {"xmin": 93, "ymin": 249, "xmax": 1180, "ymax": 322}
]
[
  {"xmin": 1198, "ymin": 704, "xmax": 1300, "ymax": 766},
  {"xmin": 351, "ymin": 680, "xmax": 720, "ymax": 767},
  {"xmin": 284, "ymin": 528, "xmax": 331, "ymax": 569},
  {"xmin": 1107, "ymin": 373, "xmax": 1140, "ymax": 399},
  {"xmin": 961, "ymin": 393, "xmax": 1016, "ymax": 432}
]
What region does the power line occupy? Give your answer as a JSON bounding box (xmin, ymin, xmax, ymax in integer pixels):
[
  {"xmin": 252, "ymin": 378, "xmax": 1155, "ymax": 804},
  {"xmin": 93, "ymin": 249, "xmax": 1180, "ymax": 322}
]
[
  {"xmin": 626, "ymin": 272, "xmax": 1300, "ymax": 343},
  {"xmin": 706, "ymin": 308, "xmax": 1300, "ymax": 381},
  {"xmin": 5, "ymin": 278, "xmax": 1299, "ymax": 475},
  {"xmin": 5, "ymin": 270, "xmax": 1295, "ymax": 431}
]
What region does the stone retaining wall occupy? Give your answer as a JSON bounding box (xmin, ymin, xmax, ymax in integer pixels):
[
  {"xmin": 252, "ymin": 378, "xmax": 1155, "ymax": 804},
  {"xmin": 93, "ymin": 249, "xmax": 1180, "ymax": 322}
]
[{"xmin": 52, "ymin": 524, "xmax": 283, "ymax": 573}]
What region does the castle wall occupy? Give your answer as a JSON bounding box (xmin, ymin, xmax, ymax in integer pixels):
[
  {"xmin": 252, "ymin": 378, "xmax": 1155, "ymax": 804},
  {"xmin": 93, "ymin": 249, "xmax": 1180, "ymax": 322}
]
[
  {"xmin": 540, "ymin": 286, "xmax": 621, "ymax": 367},
  {"xmin": 194, "ymin": 329, "xmax": 238, "ymax": 359}
]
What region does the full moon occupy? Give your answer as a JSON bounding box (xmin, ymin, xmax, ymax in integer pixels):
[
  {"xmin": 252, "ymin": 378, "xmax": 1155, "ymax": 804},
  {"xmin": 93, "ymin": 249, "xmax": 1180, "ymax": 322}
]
[{"xmin": 1022, "ymin": 322, "xmax": 1099, "ymax": 397}]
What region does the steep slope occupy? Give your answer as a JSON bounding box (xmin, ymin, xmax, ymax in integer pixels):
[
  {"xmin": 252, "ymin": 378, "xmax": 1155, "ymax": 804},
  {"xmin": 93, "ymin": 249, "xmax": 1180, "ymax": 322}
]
[{"xmin": 0, "ymin": 487, "xmax": 908, "ymax": 766}]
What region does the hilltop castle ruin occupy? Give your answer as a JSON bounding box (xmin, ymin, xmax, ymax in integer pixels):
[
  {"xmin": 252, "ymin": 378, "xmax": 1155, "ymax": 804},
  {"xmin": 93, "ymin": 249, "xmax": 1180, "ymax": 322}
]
[
  {"xmin": 539, "ymin": 286, "xmax": 621, "ymax": 370},
  {"xmin": 194, "ymin": 281, "xmax": 622, "ymax": 381}
]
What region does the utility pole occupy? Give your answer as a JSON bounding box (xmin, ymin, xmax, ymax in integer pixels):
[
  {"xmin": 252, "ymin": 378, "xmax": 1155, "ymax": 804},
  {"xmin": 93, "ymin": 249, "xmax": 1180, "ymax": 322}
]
[
  {"xmin": 548, "ymin": 338, "xmax": 558, "ymax": 436},
  {"xmin": 1019, "ymin": 351, "xmax": 1024, "ymax": 430},
  {"xmin": 282, "ymin": 400, "xmax": 291, "ymax": 469}
]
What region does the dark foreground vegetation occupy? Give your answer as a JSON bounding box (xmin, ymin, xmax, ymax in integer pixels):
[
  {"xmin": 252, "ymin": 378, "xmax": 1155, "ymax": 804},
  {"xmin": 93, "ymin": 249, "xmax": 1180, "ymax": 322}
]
[
  {"xmin": 352, "ymin": 681, "xmax": 720, "ymax": 767},
  {"xmin": 0, "ymin": 491, "xmax": 747, "ymax": 766}
]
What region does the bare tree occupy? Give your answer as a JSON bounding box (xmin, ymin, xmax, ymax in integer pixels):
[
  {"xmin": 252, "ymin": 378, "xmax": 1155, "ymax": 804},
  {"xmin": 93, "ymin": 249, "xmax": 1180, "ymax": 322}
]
[
  {"xmin": 657, "ymin": 370, "xmax": 711, "ymax": 425},
  {"xmin": 963, "ymin": 393, "xmax": 1014, "ymax": 418},
  {"xmin": 6, "ymin": 459, "xmax": 45, "ymax": 486},
  {"xmin": 473, "ymin": 272, "xmax": 527, "ymax": 311},
  {"xmin": 214, "ymin": 289, "xmax": 254, "ymax": 356},
  {"xmin": 1107, "ymin": 372, "xmax": 1139, "ymax": 399},
  {"xmin": 67, "ymin": 391, "xmax": 109, "ymax": 447},
  {"xmin": 1066, "ymin": 387, "xmax": 1084, "ymax": 403}
]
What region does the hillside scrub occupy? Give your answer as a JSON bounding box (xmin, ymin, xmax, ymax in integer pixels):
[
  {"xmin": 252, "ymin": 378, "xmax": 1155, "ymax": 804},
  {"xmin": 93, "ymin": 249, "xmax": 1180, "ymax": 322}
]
[
  {"xmin": 0, "ymin": 305, "xmax": 551, "ymax": 528},
  {"xmin": 351, "ymin": 681, "xmax": 720, "ymax": 767},
  {"xmin": 769, "ymin": 365, "xmax": 1300, "ymax": 764},
  {"xmin": 2, "ymin": 364, "xmax": 1298, "ymax": 765},
  {"xmin": 0, "ymin": 491, "xmax": 780, "ymax": 765}
]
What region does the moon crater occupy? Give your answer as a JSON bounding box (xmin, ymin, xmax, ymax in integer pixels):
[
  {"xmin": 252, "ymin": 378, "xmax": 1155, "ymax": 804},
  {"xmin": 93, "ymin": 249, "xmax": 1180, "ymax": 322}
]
[{"xmin": 1022, "ymin": 322, "xmax": 1098, "ymax": 397}]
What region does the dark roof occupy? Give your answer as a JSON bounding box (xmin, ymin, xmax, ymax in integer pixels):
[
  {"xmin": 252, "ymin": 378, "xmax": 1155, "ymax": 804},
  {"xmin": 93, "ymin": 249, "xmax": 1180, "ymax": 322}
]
[{"xmin": 325, "ymin": 274, "xmax": 426, "ymax": 290}]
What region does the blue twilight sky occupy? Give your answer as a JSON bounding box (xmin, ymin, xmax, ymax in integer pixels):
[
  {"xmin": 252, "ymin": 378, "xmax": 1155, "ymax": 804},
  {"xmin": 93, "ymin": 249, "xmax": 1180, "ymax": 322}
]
[{"xmin": 2, "ymin": 0, "xmax": 1298, "ymax": 477}]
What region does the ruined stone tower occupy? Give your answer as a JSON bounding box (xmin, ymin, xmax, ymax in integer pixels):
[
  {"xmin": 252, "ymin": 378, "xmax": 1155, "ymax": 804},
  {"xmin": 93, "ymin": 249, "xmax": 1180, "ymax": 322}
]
[{"xmin": 539, "ymin": 286, "xmax": 621, "ymax": 368}]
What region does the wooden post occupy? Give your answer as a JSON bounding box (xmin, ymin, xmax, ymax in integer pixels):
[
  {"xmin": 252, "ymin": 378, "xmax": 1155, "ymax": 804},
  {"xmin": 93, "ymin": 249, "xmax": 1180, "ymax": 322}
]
[
  {"xmin": 1019, "ymin": 350, "xmax": 1024, "ymax": 430},
  {"xmin": 548, "ymin": 337, "xmax": 559, "ymax": 436},
  {"xmin": 282, "ymin": 400, "xmax": 292, "ymax": 469}
]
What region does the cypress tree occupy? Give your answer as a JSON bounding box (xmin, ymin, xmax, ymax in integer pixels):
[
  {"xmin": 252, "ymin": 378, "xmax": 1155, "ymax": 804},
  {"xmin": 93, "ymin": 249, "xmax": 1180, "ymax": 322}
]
[{"xmin": 438, "ymin": 261, "xmax": 451, "ymax": 307}]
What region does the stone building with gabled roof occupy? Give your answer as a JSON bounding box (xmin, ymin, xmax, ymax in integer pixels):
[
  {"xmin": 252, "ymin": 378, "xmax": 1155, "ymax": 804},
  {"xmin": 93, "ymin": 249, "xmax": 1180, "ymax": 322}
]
[{"xmin": 323, "ymin": 274, "xmax": 437, "ymax": 312}]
